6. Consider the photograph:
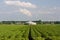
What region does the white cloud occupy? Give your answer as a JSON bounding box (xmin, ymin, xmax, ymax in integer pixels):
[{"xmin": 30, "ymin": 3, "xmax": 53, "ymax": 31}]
[
  {"xmin": 0, "ymin": 9, "xmax": 32, "ymax": 16},
  {"xmin": 5, "ymin": 1, "xmax": 37, "ymax": 8},
  {"xmin": 20, "ymin": 9, "xmax": 32, "ymax": 16}
]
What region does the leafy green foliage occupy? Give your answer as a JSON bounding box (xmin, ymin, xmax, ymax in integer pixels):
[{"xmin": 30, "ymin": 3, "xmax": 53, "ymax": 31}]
[{"xmin": 0, "ymin": 24, "xmax": 60, "ymax": 40}]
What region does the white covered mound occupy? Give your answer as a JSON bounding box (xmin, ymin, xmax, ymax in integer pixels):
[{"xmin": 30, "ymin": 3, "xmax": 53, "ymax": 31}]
[{"xmin": 26, "ymin": 21, "xmax": 36, "ymax": 25}]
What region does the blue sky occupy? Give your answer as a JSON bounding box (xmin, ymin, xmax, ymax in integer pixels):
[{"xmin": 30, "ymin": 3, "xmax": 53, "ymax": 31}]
[{"xmin": 0, "ymin": 0, "xmax": 60, "ymax": 21}]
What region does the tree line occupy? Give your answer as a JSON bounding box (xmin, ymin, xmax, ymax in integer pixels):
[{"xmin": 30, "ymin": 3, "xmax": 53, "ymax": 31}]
[{"xmin": 0, "ymin": 20, "xmax": 60, "ymax": 24}]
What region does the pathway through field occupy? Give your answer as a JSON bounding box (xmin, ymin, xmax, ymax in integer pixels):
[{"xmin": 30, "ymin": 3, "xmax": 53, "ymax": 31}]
[{"xmin": 28, "ymin": 26, "xmax": 34, "ymax": 40}]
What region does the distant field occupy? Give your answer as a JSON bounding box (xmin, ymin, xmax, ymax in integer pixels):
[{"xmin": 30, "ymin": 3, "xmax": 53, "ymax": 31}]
[{"xmin": 0, "ymin": 24, "xmax": 60, "ymax": 40}]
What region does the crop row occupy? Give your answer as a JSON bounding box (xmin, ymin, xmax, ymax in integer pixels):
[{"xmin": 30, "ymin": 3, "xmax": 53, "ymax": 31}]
[
  {"xmin": 0, "ymin": 25, "xmax": 29, "ymax": 40},
  {"xmin": 0, "ymin": 24, "xmax": 60, "ymax": 40},
  {"xmin": 30, "ymin": 24, "xmax": 60, "ymax": 40}
]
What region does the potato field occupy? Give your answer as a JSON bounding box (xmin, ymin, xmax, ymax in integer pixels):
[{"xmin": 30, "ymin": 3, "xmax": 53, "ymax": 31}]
[{"xmin": 0, "ymin": 24, "xmax": 60, "ymax": 40}]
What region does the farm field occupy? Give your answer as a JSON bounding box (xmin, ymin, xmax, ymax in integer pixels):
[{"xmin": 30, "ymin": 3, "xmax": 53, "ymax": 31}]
[{"xmin": 0, "ymin": 24, "xmax": 60, "ymax": 40}]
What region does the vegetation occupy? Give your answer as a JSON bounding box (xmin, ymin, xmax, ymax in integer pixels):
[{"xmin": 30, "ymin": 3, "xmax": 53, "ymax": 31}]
[
  {"xmin": 0, "ymin": 20, "xmax": 60, "ymax": 24},
  {"xmin": 0, "ymin": 24, "xmax": 60, "ymax": 40}
]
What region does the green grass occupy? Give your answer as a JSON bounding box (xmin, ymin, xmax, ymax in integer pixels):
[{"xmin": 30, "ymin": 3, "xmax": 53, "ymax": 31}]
[{"xmin": 0, "ymin": 24, "xmax": 60, "ymax": 40}]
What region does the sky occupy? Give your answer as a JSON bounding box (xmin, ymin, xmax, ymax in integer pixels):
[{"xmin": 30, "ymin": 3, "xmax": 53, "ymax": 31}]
[{"xmin": 0, "ymin": 0, "xmax": 60, "ymax": 21}]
